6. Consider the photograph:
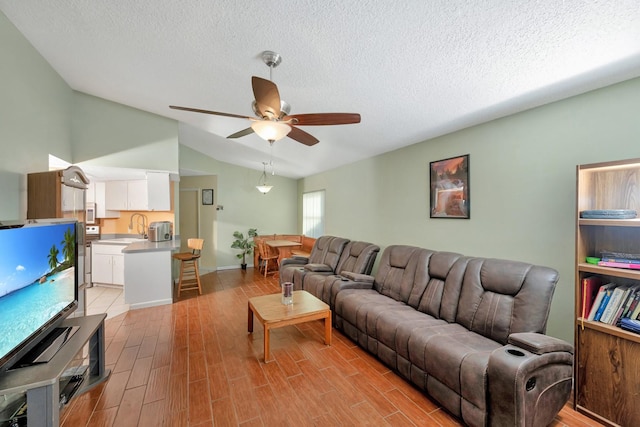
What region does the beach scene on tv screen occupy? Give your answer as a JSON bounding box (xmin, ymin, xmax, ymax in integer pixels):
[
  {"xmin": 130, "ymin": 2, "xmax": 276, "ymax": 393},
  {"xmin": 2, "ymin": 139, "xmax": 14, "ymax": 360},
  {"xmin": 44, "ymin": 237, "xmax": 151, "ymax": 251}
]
[{"xmin": 0, "ymin": 223, "xmax": 76, "ymax": 360}]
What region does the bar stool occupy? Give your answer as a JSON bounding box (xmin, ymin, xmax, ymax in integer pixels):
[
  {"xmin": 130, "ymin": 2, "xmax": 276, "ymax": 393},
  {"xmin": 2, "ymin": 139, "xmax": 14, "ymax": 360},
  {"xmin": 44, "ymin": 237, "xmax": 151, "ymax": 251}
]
[{"xmin": 173, "ymin": 238, "xmax": 204, "ymax": 297}]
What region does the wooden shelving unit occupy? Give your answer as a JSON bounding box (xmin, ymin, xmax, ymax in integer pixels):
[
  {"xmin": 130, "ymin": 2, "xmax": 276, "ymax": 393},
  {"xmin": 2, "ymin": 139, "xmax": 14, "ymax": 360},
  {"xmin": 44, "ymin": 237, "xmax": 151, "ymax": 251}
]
[{"xmin": 574, "ymin": 158, "xmax": 640, "ymax": 426}]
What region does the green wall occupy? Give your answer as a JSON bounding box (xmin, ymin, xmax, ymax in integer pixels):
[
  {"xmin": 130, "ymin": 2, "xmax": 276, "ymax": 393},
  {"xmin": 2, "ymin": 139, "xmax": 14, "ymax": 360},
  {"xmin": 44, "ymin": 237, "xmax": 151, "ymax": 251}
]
[
  {"xmin": 0, "ymin": 11, "xmax": 73, "ymax": 219},
  {"xmin": 300, "ymin": 77, "xmax": 640, "ymax": 342},
  {"xmin": 179, "ymin": 144, "xmax": 298, "ymax": 268},
  {"xmin": 71, "ymin": 91, "xmax": 179, "ymax": 173}
]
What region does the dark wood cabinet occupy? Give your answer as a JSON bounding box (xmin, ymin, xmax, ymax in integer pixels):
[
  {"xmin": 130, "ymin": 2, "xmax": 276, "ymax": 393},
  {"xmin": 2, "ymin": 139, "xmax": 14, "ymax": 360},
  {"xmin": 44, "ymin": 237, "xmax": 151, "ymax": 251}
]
[{"xmin": 27, "ymin": 166, "xmax": 88, "ymax": 220}]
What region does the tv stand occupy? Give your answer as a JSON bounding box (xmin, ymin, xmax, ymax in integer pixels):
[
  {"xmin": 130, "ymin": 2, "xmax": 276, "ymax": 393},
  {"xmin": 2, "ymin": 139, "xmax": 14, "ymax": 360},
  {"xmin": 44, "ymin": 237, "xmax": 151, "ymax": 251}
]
[
  {"xmin": 12, "ymin": 326, "xmax": 81, "ymax": 368},
  {"xmin": 0, "ymin": 314, "xmax": 110, "ymax": 427}
]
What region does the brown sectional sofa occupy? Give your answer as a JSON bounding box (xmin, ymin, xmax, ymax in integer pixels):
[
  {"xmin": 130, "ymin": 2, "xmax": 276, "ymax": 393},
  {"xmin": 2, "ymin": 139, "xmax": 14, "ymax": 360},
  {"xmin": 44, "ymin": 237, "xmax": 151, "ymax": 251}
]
[
  {"xmin": 279, "ymin": 236, "xmax": 379, "ymax": 290},
  {"xmin": 289, "ymin": 243, "xmax": 573, "ymax": 427}
]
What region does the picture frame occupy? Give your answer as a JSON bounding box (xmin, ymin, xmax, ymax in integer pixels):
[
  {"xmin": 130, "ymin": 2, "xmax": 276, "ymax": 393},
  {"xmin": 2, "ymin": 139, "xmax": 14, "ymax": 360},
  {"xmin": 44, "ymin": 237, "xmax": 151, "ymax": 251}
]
[
  {"xmin": 429, "ymin": 154, "xmax": 470, "ymax": 219},
  {"xmin": 202, "ymin": 189, "xmax": 214, "ymax": 205}
]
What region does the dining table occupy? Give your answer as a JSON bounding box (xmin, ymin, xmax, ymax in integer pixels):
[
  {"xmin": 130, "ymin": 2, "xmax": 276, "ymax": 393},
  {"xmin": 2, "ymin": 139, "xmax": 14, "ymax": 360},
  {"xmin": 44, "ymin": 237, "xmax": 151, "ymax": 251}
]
[{"xmin": 265, "ymin": 239, "xmax": 303, "ymax": 264}]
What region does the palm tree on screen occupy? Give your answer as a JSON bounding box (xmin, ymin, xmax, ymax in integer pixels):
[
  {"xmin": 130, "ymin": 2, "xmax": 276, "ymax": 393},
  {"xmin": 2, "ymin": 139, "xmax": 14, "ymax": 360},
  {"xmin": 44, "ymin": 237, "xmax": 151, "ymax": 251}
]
[{"xmin": 48, "ymin": 245, "xmax": 60, "ymax": 271}]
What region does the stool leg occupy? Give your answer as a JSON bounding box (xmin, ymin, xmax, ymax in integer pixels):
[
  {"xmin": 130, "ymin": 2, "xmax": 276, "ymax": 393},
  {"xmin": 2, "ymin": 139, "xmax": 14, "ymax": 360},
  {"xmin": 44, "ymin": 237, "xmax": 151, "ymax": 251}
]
[
  {"xmin": 177, "ymin": 260, "xmax": 185, "ymax": 298},
  {"xmin": 194, "ymin": 259, "xmax": 202, "ymax": 294}
]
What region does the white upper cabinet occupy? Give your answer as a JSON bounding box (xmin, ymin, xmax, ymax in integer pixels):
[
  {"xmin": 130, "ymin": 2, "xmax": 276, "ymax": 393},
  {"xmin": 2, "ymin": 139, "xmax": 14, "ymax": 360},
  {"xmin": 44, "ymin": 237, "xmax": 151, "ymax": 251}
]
[
  {"xmin": 146, "ymin": 172, "xmax": 171, "ymax": 211},
  {"xmin": 104, "ymin": 172, "xmax": 170, "ymax": 212},
  {"xmin": 86, "ymin": 182, "xmax": 96, "ymax": 204},
  {"xmin": 95, "ymin": 181, "xmax": 121, "ymax": 218}
]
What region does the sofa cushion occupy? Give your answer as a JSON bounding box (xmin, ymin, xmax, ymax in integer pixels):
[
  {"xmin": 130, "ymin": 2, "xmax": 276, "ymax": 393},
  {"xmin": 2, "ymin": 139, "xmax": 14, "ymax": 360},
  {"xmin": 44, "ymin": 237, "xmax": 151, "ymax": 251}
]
[
  {"xmin": 374, "ymin": 307, "xmax": 447, "ymax": 361},
  {"xmin": 415, "ymin": 252, "xmax": 466, "ymax": 321},
  {"xmin": 455, "ymin": 258, "xmax": 559, "ymax": 344},
  {"xmin": 335, "ymin": 288, "xmax": 406, "ymax": 342},
  {"xmin": 280, "ymin": 235, "xmax": 350, "ymax": 288},
  {"xmin": 374, "ymin": 246, "xmax": 434, "ymax": 308},
  {"xmin": 335, "ymin": 241, "xmax": 380, "ymax": 277}
]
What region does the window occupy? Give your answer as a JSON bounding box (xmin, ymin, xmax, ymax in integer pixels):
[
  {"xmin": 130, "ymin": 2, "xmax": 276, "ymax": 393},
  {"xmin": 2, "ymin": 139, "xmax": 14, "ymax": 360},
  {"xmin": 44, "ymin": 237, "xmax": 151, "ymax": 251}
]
[{"xmin": 302, "ymin": 190, "xmax": 325, "ymax": 238}]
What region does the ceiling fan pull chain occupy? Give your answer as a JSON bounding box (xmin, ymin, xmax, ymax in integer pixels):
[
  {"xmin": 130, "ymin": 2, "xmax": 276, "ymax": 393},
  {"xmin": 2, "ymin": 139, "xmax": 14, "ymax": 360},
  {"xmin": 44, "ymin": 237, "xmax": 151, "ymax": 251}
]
[{"xmin": 269, "ymin": 142, "xmax": 275, "ymax": 175}]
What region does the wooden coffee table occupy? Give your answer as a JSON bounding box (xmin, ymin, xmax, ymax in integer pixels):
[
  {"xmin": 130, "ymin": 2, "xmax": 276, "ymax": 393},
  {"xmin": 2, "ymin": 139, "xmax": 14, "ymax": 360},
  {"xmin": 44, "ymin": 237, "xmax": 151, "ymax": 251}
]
[{"xmin": 248, "ymin": 290, "xmax": 331, "ymax": 362}]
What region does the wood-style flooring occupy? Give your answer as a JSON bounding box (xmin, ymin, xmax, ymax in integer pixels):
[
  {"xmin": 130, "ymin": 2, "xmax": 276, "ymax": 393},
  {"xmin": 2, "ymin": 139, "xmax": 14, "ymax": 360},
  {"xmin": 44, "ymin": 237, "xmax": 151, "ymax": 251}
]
[{"xmin": 61, "ymin": 269, "xmax": 602, "ymax": 426}]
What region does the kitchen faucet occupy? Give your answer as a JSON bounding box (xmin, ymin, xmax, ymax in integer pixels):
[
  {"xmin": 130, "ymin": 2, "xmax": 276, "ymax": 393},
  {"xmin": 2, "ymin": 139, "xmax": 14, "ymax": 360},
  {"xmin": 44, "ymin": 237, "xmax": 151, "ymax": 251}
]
[{"xmin": 129, "ymin": 213, "xmax": 148, "ymax": 238}]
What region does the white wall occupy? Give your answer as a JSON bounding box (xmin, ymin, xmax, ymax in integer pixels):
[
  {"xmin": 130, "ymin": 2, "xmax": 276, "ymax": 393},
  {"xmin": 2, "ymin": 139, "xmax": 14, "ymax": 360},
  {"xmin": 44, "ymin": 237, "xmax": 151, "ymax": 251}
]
[
  {"xmin": 300, "ymin": 77, "xmax": 640, "ymax": 343},
  {"xmin": 179, "ymin": 144, "xmax": 298, "ymax": 269}
]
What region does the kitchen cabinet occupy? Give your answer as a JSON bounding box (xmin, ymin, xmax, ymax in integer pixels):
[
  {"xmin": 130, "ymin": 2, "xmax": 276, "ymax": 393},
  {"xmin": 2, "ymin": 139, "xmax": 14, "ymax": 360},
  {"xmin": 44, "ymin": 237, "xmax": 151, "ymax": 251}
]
[
  {"xmin": 86, "ymin": 181, "xmax": 95, "ymax": 203},
  {"xmin": 94, "ymin": 182, "xmax": 120, "ymax": 218},
  {"xmin": 105, "ymin": 172, "xmax": 170, "ymax": 211},
  {"xmin": 27, "ymin": 167, "xmax": 88, "ymax": 220},
  {"xmin": 91, "ymin": 244, "xmax": 126, "ymax": 286}
]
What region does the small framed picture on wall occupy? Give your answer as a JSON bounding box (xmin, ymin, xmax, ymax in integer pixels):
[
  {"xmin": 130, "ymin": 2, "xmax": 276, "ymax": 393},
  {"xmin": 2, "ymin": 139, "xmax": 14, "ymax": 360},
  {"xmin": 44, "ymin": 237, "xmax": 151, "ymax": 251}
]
[{"xmin": 202, "ymin": 189, "xmax": 214, "ymax": 205}]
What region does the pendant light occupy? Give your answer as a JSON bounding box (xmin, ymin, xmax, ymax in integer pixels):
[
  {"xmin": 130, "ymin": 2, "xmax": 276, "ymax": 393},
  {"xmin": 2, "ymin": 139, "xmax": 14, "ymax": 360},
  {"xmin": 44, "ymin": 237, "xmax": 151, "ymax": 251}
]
[{"xmin": 256, "ymin": 162, "xmax": 273, "ymax": 194}]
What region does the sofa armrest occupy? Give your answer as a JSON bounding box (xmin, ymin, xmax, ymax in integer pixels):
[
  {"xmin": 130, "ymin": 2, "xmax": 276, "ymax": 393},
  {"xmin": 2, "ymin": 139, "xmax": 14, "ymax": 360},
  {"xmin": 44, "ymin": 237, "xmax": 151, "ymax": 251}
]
[
  {"xmin": 487, "ymin": 334, "xmax": 573, "ymax": 427},
  {"xmin": 328, "ymin": 276, "xmax": 375, "ymax": 308},
  {"xmin": 305, "ymin": 263, "xmax": 333, "ymax": 272},
  {"xmin": 280, "ymin": 256, "xmax": 308, "ymax": 268},
  {"xmin": 340, "ymin": 271, "xmax": 374, "ymax": 284},
  {"xmin": 508, "ymin": 332, "xmax": 574, "ymax": 355}
]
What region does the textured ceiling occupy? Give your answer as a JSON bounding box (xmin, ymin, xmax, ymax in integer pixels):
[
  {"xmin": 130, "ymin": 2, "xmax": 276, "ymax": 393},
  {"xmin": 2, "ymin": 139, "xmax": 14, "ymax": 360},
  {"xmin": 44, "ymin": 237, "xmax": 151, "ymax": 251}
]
[{"xmin": 2, "ymin": 1, "xmax": 640, "ymax": 178}]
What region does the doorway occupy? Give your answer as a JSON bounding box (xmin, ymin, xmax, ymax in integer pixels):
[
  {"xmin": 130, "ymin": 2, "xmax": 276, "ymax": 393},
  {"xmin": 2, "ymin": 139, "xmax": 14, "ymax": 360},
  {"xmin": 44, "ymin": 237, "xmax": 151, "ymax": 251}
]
[{"xmin": 179, "ymin": 189, "xmax": 199, "ymax": 252}]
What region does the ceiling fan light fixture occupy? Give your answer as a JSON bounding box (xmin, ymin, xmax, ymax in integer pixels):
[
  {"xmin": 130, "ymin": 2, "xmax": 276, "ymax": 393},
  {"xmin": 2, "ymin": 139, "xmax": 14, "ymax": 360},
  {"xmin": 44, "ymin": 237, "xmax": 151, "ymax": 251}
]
[{"xmin": 251, "ymin": 120, "xmax": 291, "ymax": 142}]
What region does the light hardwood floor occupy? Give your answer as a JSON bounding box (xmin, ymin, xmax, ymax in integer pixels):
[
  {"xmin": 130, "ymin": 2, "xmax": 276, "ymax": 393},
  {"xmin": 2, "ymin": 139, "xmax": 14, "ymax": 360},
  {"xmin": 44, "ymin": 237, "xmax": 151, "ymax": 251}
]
[{"xmin": 61, "ymin": 269, "xmax": 602, "ymax": 426}]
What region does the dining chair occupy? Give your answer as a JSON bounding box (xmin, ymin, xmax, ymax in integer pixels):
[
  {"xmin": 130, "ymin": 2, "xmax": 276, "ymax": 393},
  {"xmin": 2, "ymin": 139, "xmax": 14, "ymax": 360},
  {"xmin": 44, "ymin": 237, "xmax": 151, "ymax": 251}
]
[
  {"xmin": 260, "ymin": 240, "xmax": 279, "ymax": 277},
  {"xmin": 172, "ymin": 238, "xmax": 204, "ymax": 297},
  {"xmin": 255, "ymin": 238, "xmax": 267, "ymax": 274}
]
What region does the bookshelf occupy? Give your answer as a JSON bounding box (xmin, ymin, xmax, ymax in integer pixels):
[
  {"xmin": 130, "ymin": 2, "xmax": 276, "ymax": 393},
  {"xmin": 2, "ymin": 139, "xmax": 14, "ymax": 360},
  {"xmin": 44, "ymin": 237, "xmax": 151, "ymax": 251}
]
[{"xmin": 575, "ymin": 158, "xmax": 640, "ymax": 426}]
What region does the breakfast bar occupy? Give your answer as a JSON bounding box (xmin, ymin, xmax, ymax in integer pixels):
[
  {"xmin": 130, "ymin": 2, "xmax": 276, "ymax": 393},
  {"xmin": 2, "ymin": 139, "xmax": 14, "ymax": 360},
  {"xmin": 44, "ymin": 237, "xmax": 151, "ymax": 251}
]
[{"xmin": 92, "ymin": 237, "xmax": 180, "ymax": 309}]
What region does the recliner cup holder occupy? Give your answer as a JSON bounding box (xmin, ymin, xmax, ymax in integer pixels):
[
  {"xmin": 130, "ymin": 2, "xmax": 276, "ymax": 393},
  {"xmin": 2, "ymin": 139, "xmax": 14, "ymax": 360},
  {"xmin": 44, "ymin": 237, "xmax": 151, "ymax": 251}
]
[{"xmin": 507, "ymin": 349, "xmax": 525, "ymax": 357}]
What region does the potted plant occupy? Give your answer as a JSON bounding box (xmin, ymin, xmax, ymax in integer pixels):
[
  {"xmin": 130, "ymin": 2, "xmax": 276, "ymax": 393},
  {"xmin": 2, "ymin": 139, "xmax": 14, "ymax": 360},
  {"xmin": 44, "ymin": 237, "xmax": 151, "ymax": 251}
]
[{"xmin": 231, "ymin": 228, "xmax": 258, "ymax": 270}]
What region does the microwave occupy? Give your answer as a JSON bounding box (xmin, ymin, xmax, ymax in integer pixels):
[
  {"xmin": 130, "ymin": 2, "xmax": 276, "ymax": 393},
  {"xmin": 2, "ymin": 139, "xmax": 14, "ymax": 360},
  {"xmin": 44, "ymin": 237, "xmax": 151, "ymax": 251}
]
[{"xmin": 86, "ymin": 202, "xmax": 96, "ymax": 224}]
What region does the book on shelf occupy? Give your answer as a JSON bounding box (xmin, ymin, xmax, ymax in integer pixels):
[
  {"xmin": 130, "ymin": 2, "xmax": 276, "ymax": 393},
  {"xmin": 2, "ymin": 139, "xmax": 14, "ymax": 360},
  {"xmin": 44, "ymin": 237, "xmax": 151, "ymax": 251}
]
[
  {"xmin": 615, "ymin": 286, "xmax": 640, "ymax": 325},
  {"xmin": 600, "ymin": 285, "xmax": 629, "ymax": 324},
  {"xmin": 625, "ymin": 292, "xmax": 640, "ymax": 320},
  {"xmin": 580, "ymin": 276, "xmax": 602, "ymax": 321},
  {"xmin": 593, "ymin": 284, "xmax": 617, "ymax": 322},
  {"xmin": 609, "ymin": 286, "xmax": 636, "ymax": 325},
  {"xmin": 620, "ymin": 318, "xmax": 640, "ymax": 334},
  {"xmin": 630, "ymin": 293, "xmax": 640, "ymax": 320},
  {"xmin": 588, "ymin": 283, "xmax": 616, "ymax": 321},
  {"xmin": 600, "ymin": 257, "xmax": 640, "ymax": 265},
  {"xmin": 600, "ymin": 251, "xmax": 640, "ymax": 261},
  {"xmin": 597, "ymin": 261, "xmax": 640, "ymax": 270}
]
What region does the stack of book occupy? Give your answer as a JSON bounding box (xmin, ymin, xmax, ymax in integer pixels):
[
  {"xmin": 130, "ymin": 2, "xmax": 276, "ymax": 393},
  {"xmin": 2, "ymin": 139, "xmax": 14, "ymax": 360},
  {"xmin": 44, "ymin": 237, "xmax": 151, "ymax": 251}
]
[
  {"xmin": 597, "ymin": 251, "xmax": 640, "ymax": 270},
  {"xmin": 581, "ymin": 277, "xmax": 640, "ymax": 329}
]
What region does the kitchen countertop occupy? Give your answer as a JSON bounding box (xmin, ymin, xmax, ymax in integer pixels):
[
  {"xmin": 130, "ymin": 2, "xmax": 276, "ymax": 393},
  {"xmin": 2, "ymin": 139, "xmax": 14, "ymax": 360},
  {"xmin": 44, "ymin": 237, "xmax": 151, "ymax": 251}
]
[{"xmin": 94, "ymin": 237, "xmax": 181, "ymax": 253}]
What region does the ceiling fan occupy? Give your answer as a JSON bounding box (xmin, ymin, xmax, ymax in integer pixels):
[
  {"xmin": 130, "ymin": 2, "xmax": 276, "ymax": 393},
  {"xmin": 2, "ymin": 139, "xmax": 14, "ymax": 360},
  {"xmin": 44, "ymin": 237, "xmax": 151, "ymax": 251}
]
[{"xmin": 169, "ymin": 51, "xmax": 361, "ymax": 146}]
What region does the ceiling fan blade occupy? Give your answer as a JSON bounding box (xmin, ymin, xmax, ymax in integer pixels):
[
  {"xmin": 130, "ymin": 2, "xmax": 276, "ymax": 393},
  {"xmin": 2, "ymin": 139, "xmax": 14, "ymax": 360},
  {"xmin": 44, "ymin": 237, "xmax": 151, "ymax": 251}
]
[
  {"xmin": 252, "ymin": 76, "xmax": 281, "ymax": 119},
  {"xmin": 169, "ymin": 105, "xmax": 251, "ymax": 120},
  {"xmin": 227, "ymin": 127, "xmax": 255, "ymax": 139},
  {"xmin": 285, "ymin": 113, "xmax": 361, "ymax": 126},
  {"xmin": 287, "ymin": 126, "xmax": 319, "ymax": 146}
]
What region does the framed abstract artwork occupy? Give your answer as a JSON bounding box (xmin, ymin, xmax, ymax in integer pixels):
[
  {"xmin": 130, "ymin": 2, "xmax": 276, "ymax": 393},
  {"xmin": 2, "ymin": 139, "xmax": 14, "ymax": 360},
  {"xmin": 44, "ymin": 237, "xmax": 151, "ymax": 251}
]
[{"xmin": 429, "ymin": 154, "xmax": 470, "ymax": 219}]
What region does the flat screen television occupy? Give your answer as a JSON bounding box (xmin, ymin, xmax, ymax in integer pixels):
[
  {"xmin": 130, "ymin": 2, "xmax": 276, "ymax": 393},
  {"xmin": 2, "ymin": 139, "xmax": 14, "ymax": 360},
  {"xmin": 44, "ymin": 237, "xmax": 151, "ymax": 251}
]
[{"xmin": 0, "ymin": 221, "xmax": 79, "ymax": 372}]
